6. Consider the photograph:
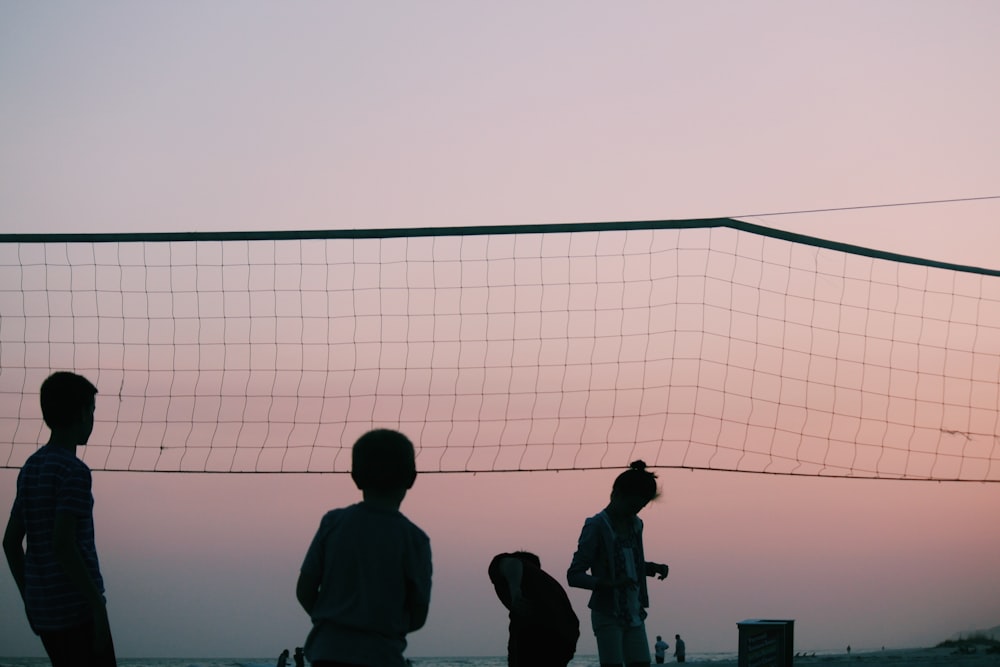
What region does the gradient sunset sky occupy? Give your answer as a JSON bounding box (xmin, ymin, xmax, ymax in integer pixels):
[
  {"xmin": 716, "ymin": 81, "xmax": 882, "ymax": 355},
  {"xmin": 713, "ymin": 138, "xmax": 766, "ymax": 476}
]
[{"xmin": 2, "ymin": 1, "xmax": 999, "ymax": 659}]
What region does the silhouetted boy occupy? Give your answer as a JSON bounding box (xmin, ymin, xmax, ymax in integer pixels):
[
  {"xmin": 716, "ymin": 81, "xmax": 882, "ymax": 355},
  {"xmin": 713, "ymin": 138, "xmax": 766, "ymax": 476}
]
[
  {"xmin": 3, "ymin": 371, "xmax": 116, "ymax": 666},
  {"xmin": 296, "ymin": 429, "xmax": 432, "ymax": 667}
]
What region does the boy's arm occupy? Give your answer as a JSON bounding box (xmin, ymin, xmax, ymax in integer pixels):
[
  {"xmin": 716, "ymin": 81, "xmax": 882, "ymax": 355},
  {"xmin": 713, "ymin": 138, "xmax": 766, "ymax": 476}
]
[
  {"xmin": 405, "ymin": 578, "xmax": 429, "ymax": 632},
  {"xmin": 3, "ymin": 511, "xmax": 27, "ymax": 599},
  {"xmin": 296, "ymin": 570, "xmax": 320, "ymax": 615},
  {"xmin": 52, "ymin": 511, "xmax": 112, "ymax": 650},
  {"xmin": 405, "ymin": 537, "xmax": 432, "ymax": 632},
  {"xmin": 297, "ymin": 516, "xmax": 328, "ymax": 617}
]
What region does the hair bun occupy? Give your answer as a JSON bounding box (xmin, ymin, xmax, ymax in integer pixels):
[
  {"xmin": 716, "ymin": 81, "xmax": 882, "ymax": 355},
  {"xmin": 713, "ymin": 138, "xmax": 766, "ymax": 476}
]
[{"xmin": 629, "ymin": 460, "xmax": 647, "ymax": 471}]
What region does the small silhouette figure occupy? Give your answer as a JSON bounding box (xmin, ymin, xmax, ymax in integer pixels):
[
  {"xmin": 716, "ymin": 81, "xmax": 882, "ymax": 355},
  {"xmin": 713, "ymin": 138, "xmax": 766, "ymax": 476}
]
[
  {"xmin": 675, "ymin": 634, "xmax": 686, "ymax": 662},
  {"xmin": 276, "ymin": 648, "xmax": 290, "ymax": 667},
  {"xmin": 296, "ymin": 429, "xmax": 432, "ymax": 667},
  {"xmin": 293, "ymin": 646, "xmax": 305, "ymax": 667},
  {"xmin": 654, "ymin": 634, "xmax": 670, "ymax": 663}
]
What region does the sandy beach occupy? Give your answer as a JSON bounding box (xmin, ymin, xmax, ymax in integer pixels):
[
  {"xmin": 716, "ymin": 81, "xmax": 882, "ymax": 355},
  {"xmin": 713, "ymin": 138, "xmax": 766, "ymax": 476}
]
[{"xmin": 696, "ymin": 647, "xmax": 999, "ymax": 666}]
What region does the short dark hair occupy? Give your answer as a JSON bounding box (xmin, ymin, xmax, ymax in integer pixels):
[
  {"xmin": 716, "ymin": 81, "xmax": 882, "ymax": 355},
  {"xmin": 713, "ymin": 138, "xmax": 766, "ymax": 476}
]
[
  {"xmin": 510, "ymin": 551, "xmax": 541, "ymax": 568},
  {"xmin": 40, "ymin": 371, "xmax": 98, "ymax": 430},
  {"xmin": 351, "ymin": 429, "xmax": 417, "ymax": 492},
  {"xmin": 612, "ymin": 459, "xmax": 659, "ymax": 501}
]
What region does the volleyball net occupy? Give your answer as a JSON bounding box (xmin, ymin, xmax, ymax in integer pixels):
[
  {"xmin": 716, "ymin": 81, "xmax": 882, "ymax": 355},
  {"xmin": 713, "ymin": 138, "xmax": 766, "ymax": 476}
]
[{"xmin": 2, "ymin": 219, "xmax": 998, "ymax": 481}]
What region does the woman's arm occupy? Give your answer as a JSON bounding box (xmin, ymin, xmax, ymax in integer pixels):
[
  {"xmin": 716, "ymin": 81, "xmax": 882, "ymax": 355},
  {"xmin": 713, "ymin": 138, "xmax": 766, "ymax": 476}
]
[
  {"xmin": 567, "ymin": 519, "xmax": 601, "ymax": 590},
  {"xmin": 644, "ymin": 561, "xmax": 669, "ymax": 580}
]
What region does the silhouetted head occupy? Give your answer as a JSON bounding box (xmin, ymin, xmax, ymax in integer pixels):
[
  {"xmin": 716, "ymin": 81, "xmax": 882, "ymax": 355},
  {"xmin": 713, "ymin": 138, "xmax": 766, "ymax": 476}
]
[
  {"xmin": 607, "ymin": 460, "xmax": 660, "ymax": 516},
  {"xmin": 351, "ymin": 428, "xmax": 417, "ymax": 493},
  {"xmin": 509, "ymin": 551, "xmax": 541, "ymax": 569},
  {"xmin": 612, "ymin": 460, "xmax": 659, "ymax": 502},
  {"xmin": 40, "ymin": 371, "xmax": 98, "ymax": 433}
]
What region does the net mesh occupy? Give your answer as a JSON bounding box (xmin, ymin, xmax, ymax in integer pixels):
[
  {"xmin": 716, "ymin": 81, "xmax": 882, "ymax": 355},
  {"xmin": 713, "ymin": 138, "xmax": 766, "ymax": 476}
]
[{"xmin": 2, "ymin": 219, "xmax": 998, "ymax": 480}]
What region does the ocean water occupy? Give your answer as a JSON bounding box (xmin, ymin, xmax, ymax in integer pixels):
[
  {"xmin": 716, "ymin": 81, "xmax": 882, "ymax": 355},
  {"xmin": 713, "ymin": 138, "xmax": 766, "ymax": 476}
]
[{"xmin": 0, "ymin": 655, "xmax": 742, "ymax": 667}]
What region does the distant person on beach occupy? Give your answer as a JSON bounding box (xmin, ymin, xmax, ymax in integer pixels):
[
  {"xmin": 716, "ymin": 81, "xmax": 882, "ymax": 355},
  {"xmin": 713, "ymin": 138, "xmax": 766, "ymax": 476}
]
[
  {"xmin": 276, "ymin": 648, "xmax": 290, "ymax": 667},
  {"xmin": 296, "ymin": 429, "xmax": 432, "ymax": 667},
  {"xmin": 293, "ymin": 646, "xmax": 305, "ymax": 667},
  {"xmin": 3, "ymin": 372, "xmax": 117, "ymax": 667},
  {"xmin": 654, "ymin": 635, "xmax": 669, "ymax": 663},
  {"xmin": 567, "ymin": 460, "xmax": 670, "ymax": 667},
  {"xmin": 674, "ymin": 634, "xmax": 685, "ymax": 663},
  {"xmin": 489, "ymin": 550, "xmax": 580, "ymax": 666}
]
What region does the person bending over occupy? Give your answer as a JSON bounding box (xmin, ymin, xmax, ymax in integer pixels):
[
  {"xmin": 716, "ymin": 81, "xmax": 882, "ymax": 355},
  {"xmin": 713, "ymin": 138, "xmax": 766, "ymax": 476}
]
[{"xmin": 489, "ymin": 550, "xmax": 580, "ymax": 666}]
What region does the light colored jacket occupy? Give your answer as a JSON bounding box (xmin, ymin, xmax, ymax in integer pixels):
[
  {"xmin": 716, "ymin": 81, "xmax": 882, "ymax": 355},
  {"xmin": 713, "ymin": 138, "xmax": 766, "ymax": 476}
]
[{"xmin": 567, "ymin": 510, "xmax": 654, "ymax": 616}]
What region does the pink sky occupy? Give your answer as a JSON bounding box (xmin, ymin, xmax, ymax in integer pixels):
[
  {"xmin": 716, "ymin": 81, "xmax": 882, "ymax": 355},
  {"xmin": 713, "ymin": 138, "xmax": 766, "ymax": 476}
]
[{"xmin": 2, "ymin": 1, "xmax": 1000, "ymax": 658}]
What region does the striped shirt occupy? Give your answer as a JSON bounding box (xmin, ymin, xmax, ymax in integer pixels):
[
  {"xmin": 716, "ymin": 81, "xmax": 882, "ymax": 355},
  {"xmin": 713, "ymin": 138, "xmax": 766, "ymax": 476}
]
[{"xmin": 11, "ymin": 444, "xmax": 105, "ymax": 631}]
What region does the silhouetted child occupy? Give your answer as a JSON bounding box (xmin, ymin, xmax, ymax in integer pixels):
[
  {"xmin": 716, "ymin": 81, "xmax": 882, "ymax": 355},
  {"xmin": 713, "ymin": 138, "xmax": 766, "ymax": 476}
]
[
  {"xmin": 296, "ymin": 429, "xmax": 432, "ymax": 667},
  {"xmin": 3, "ymin": 371, "xmax": 117, "ymax": 667},
  {"xmin": 488, "ymin": 550, "xmax": 580, "ymax": 666}
]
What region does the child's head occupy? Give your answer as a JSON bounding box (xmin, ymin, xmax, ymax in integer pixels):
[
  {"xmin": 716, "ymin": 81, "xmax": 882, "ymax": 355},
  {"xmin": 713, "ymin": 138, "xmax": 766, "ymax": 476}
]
[
  {"xmin": 351, "ymin": 429, "xmax": 417, "ymax": 493},
  {"xmin": 509, "ymin": 551, "xmax": 541, "ymax": 569},
  {"xmin": 610, "ymin": 459, "xmax": 660, "ymax": 511},
  {"xmin": 40, "ymin": 371, "xmax": 98, "ymax": 431}
]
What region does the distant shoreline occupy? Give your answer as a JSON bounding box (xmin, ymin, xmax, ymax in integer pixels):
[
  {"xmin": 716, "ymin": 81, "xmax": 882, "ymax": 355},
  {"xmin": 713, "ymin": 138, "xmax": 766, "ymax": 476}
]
[
  {"xmin": 3, "ymin": 648, "xmax": 998, "ymax": 667},
  {"xmin": 682, "ymin": 646, "xmax": 1000, "ymax": 666},
  {"xmin": 398, "ymin": 646, "xmax": 1000, "ymax": 666}
]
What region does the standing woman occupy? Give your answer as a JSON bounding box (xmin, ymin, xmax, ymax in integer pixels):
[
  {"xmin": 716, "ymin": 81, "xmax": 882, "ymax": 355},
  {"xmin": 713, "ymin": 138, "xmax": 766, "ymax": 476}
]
[{"xmin": 567, "ymin": 461, "xmax": 670, "ymax": 667}]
